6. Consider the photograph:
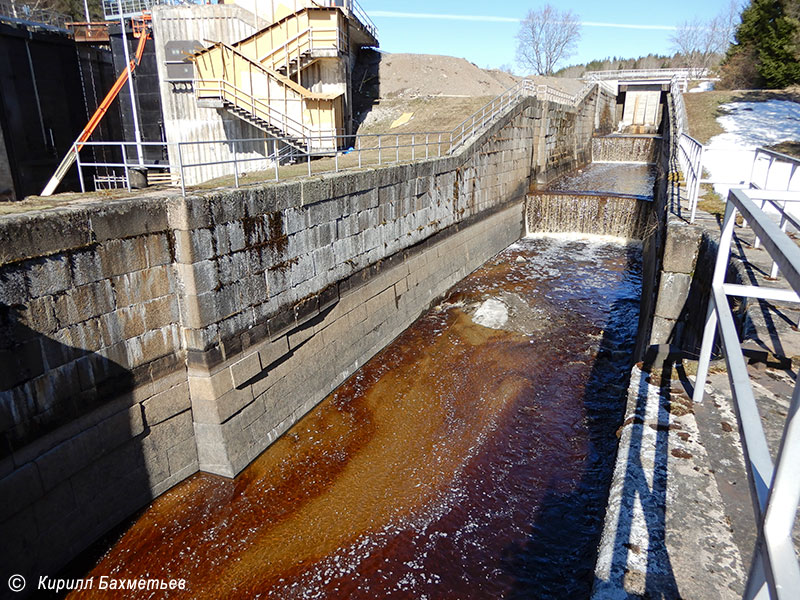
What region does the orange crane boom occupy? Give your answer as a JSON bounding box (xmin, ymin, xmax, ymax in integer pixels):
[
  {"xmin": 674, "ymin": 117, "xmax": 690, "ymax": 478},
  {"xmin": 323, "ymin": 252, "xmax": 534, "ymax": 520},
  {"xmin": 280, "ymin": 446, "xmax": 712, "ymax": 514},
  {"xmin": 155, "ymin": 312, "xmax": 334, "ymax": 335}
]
[{"xmin": 41, "ymin": 26, "xmax": 150, "ymax": 197}]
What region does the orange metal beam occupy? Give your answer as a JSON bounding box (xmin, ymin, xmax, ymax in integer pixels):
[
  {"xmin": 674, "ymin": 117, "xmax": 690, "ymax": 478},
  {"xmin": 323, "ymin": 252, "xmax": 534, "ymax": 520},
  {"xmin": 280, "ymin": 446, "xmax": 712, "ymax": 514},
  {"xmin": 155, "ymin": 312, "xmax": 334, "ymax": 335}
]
[
  {"xmin": 77, "ymin": 28, "xmax": 150, "ymax": 149},
  {"xmin": 40, "ymin": 24, "xmax": 151, "ymax": 196}
]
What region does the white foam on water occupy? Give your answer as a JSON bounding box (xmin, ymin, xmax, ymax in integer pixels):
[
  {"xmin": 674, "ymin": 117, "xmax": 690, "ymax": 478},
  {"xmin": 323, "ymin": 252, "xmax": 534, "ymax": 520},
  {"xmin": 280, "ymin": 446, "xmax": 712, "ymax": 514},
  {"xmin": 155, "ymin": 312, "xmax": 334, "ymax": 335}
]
[{"xmin": 471, "ymin": 298, "xmax": 509, "ymax": 329}]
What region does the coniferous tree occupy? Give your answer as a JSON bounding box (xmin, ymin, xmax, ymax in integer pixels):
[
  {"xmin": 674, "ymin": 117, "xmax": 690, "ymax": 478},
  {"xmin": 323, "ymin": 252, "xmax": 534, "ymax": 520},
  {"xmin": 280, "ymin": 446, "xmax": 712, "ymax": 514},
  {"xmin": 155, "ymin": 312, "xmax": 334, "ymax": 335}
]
[{"xmin": 721, "ymin": 0, "xmax": 800, "ymax": 88}]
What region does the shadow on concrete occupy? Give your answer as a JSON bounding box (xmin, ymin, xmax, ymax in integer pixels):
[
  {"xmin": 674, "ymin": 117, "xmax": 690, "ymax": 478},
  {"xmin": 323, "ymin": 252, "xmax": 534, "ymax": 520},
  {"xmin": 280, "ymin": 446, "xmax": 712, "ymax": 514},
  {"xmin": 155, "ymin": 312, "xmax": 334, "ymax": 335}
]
[
  {"xmin": 0, "ymin": 304, "xmax": 134, "ymax": 456},
  {"xmin": 0, "ymin": 303, "xmax": 155, "ymax": 599},
  {"xmin": 351, "ymin": 47, "xmax": 381, "ymax": 133},
  {"xmin": 590, "ymin": 357, "xmax": 681, "ymax": 600}
]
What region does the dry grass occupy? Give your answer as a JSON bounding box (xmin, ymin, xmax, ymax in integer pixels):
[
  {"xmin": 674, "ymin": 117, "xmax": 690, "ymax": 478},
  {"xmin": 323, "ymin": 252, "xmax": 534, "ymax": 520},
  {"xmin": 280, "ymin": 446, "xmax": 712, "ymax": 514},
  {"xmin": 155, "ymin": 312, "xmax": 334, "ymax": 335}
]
[
  {"xmin": 696, "ymin": 183, "xmax": 726, "ymax": 219},
  {"xmin": 766, "ymin": 141, "xmax": 800, "ymax": 159},
  {"xmin": 683, "ymin": 88, "xmax": 800, "ymax": 144},
  {"xmin": 359, "ymin": 96, "xmax": 495, "ymax": 133}
]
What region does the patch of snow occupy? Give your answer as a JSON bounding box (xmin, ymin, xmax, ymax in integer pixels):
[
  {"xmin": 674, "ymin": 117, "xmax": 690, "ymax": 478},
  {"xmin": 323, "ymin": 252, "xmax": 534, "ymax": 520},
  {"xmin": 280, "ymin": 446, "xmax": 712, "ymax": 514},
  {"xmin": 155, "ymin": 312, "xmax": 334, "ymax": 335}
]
[
  {"xmin": 688, "ymin": 81, "xmax": 714, "ymax": 93},
  {"xmin": 703, "ymin": 99, "xmax": 800, "ymax": 200},
  {"xmin": 472, "ymin": 298, "xmax": 508, "ymax": 329}
]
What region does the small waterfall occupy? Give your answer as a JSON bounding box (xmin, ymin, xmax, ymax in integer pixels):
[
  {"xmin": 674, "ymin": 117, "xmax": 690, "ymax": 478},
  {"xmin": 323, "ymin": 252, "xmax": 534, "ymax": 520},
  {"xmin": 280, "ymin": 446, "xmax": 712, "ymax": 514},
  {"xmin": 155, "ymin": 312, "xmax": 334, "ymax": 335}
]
[
  {"xmin": 592, "ymin": 135, "xmax": 661, "ymax": 163},
  {"xmin": 526, "ymin": 191, "xmax": 653, "ymax": 240}
]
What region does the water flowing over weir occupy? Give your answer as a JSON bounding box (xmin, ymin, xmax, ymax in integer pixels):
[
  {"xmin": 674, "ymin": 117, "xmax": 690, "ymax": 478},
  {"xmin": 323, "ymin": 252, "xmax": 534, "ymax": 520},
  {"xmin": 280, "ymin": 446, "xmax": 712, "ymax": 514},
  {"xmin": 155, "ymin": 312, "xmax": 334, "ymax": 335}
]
[{"xmin": 70, "ymin": 164, "xmax": 651, "ymax": 599}]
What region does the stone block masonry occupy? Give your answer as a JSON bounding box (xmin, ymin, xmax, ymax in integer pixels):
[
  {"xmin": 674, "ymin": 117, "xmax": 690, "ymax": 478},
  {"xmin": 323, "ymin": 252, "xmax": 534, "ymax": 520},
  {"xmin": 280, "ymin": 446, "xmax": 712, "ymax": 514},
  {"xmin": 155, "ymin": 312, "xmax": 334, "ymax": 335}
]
[{"xmin": 0, "ymin": 86, "xmax": 612, "ymax": 584}]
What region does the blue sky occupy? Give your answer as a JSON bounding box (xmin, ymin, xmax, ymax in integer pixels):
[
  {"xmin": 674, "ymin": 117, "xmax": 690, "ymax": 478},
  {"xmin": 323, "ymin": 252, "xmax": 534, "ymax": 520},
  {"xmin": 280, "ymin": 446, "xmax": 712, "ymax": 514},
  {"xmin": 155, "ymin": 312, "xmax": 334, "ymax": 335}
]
[{"xmin": 358, "ymin": 0, "xmax": 739, "ymax": 72}]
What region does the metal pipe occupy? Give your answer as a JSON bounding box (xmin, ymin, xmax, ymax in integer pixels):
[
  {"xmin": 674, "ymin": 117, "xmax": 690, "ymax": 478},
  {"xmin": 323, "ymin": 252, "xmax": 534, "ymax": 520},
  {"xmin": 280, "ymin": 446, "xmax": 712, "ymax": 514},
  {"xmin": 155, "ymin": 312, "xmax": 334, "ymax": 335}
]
[{"xmin": 117, "ymin": 4, "xmax": 144, "ymax": 166}]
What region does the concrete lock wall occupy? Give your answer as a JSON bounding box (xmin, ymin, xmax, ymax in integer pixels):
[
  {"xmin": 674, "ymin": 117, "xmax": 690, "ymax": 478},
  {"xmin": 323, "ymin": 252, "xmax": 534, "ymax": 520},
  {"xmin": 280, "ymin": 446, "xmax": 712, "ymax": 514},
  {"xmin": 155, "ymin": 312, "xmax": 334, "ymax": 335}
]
[{"xmin": 0, "ymin": 87, "xmax": 610, "ymax": 583}]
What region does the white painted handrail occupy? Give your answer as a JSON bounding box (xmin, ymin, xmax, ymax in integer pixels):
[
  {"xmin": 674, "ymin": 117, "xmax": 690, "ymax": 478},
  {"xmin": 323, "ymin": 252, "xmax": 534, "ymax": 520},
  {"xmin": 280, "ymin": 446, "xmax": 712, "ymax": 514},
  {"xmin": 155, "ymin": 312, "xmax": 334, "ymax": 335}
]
[{"xmin": 693, "ymin": 187, "xmax": 800, "ymax": 600}]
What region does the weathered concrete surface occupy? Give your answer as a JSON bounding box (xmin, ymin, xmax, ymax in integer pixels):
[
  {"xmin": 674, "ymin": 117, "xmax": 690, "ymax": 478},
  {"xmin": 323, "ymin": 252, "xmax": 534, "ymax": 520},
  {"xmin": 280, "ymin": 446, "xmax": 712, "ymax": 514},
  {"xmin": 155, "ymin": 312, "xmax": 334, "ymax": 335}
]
[
  {"xmin": 596, "ymin": 160, "xmax": 800, "ymax": 598},
  {"xmin": 0, "ymin": 85, "xmax": 617, "ymax": 586},
  {"xmin": 592, "ymin": 365, "xmax": 746, "ymax": 600}
]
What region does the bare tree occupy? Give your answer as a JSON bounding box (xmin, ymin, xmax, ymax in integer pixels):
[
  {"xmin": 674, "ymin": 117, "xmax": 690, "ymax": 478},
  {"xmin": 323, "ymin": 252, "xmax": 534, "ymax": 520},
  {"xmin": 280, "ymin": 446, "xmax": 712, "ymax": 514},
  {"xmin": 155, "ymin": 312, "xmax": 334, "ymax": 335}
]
[
  {"xmin": 671, "ymin": 1, "xmax": 741, "ymax": 77},
  {"xmin": 515, "ymin": 4, "xmax": 582, "ymax": 76}
]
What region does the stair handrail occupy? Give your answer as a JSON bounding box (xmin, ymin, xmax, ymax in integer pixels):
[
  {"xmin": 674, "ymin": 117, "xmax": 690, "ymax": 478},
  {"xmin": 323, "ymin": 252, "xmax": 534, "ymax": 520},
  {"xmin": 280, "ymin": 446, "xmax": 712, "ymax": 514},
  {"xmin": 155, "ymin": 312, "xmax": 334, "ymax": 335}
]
[
  {"xmin": 196, "ymin": 78, "xmax": 337, "ymax": 142},
  {"xmin": 256, "ymin": 25, "xmax": 341, "ymax": 72},
  {"xmin": 447, "ymin": 79, "xmax": 600, "ymax": 154},
  {"xmin": 257, "ymin": 27, "xmax": 313, "ymax": 67},
  {"xmin": 311, "ymin": 0, "xmax": 376, "ymax": 39},
  {"xmin": 195, "ymin": 41, "xmax": 340, "ymax": 101}
]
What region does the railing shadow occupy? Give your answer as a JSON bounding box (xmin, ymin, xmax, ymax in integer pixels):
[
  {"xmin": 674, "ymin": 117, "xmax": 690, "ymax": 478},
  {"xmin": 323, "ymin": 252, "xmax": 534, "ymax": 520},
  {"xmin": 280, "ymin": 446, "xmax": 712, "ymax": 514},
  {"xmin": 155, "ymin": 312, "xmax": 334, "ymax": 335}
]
[{"xmin": 591, "ymin": 357, "xmax": 680, "ymax": 599}]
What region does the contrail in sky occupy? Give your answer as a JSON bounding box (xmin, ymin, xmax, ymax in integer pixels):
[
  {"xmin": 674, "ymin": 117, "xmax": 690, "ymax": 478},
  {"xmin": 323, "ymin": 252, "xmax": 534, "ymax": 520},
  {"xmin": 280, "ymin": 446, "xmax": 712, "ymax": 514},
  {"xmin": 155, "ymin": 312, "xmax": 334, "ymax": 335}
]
[{"xmin": 369, "ymin": 11, "xmax": 678, "ymax": 31}]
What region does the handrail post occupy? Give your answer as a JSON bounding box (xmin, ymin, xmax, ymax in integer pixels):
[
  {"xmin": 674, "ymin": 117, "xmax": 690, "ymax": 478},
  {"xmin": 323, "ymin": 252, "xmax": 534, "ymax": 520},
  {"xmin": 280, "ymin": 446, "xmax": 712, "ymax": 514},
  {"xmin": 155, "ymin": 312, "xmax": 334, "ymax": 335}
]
[
  {"xmin": 75, "ymin": 144, "xmax": 85, "ymax": 193},
  {"xmin": 357, "ymin": 136, "xmax": 362, "ymax": 169},
  {"xmin": 274, "ymin": 141, "xmax": 279, "ymax": 181},
  {"xmin": 178, "ymin": 142, "xmax": 185, "ymax": 197},
  {"xmin": 396, "ymin": 134, "xmax": 399, "ymax": 163},
  {"xmin": 122, "ymin": 142, "xmax": 131, "ymax": 191},
  {"xmin": 233, "ymin": 139, "xmax": 239, "ymax": 188},
  {"xmin": 378, "ymin": 135, "xmax": 381, "ymax": 165}
]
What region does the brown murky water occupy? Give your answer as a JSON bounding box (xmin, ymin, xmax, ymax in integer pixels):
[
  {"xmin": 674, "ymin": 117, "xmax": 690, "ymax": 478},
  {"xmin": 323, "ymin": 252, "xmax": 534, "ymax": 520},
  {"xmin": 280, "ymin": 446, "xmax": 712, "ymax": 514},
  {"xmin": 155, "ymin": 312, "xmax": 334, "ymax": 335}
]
[{"xmin": 71, "ymin": 236, "xmax": 642, "ymax": 600}]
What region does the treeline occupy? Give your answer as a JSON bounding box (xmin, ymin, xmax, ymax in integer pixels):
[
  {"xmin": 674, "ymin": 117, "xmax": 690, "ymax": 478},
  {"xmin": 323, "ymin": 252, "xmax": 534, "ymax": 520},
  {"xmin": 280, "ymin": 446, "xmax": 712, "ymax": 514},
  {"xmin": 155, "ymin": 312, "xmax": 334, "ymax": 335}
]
[{"xmin": 553, "ymin": 53, "xmax": 710, "ymax": 78}]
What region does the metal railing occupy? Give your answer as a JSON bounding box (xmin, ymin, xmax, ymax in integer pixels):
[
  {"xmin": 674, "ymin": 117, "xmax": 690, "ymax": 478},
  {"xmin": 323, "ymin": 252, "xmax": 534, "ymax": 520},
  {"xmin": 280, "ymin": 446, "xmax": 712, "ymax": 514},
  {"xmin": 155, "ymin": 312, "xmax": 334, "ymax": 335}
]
[
  {"xmin": 683, "ymin": 142, "xmax": 800, "ymax": 225},
  {"xmin": 679, "ymin": 133, "xmax": 704, "ymax": 223},
  {"xmin": 750, "ymin": 147, "xmax": 800, "ymax": 193},
  {"xmin": 670, "ymin": 76, "xmax": 689, "ymax": 137},
  {"xmin": 449, "ymin": 79, "xmax": 596, "ymax": 152},
  {"xmin": 585, "ymin": 67, "xmax": 707, "ymax": 82},
  {"xmin": 692, "ymin": 187, "xmax": 800, "ymax": 600},
  {"xmin": 71, "ymin": 130, "xmax": 456, "ymax": 193},
  {"xmin": 316, "ymin": 0, "xmax": 377, "ymax": 40},
  {"xmin": 71, "ymin": 78, "xmax": 604, "ymax": 194},
  {"xmin": 256, "ymin": 26, "xmax": 344, "ymax": 72},
  {"xmin": 102, "ymin": 0, "xmax": 202, "ymax": 20},
  {"xmin": 195, "ymin": 78, "xmax": 340, "ymax": 146},
  {"xmin": 0, "ymin": 0, "xmax": 69, "ymax": 29}
]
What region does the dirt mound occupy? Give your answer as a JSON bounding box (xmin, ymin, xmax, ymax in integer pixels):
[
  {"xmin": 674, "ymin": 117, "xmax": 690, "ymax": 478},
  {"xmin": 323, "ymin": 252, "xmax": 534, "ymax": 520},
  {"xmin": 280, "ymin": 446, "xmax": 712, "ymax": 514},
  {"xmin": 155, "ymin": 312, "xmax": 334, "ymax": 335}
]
[
  {"xmin": 351, "ymin": 50, "xmax": 588, "ymax": 134},
  {"xmin": 354, "ymin": 50, "xmax": 587, "ymax": 101},
  {"xmin": 375, "ymin": 53, "xmax": 520, "ymax": 98}
]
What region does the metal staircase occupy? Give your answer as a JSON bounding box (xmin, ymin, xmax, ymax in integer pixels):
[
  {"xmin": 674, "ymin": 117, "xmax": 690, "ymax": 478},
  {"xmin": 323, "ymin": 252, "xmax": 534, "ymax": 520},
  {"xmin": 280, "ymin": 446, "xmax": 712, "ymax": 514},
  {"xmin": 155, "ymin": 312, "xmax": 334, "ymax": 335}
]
[
  {"xmin": 193, "ymin": 41, "xmax": 343, "ymax": 153},
  {"xmin": 193, "ymin": 6, "xmax": 354, "ymax": 155},
  {"xmin": 233, "ymin": 6, "xmax": 347, "ymax": 78}
]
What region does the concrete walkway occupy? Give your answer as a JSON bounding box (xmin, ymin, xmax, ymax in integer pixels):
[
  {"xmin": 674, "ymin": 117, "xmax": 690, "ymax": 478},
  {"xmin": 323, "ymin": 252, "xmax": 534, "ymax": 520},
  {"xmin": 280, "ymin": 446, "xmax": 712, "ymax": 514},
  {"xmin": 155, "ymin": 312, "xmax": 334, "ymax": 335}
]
[{"xmin": 593, "ymin": 189, "xmax": 800, "ymax": 599}]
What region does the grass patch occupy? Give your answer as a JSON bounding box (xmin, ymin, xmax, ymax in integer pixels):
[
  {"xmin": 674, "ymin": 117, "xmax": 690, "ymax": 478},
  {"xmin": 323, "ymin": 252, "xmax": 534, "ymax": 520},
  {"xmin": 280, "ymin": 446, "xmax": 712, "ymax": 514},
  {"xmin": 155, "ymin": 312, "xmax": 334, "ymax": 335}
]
[
  {"xmin": 696, "ymin": 183, "xmax": 726, "ymax": 218},
  {"xmin": 765, "ymin": 141, "xmax": 800, "ymax": 159},
  {"xmin": 356, "ymin": 95, "xmax": 495, "ymax": 135}
]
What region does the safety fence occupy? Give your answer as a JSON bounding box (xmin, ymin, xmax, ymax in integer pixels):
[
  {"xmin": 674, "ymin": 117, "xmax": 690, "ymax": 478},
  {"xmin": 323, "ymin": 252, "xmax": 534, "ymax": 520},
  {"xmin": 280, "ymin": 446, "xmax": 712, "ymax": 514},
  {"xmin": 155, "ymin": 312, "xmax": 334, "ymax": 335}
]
[
  {"xmin": 678, "ymin": 133, "xmax": 704, "ymax": 223},
  {"xmin": 683, "ymin": 143, "xmax": 800, "ymax": 225},
  {"xmin": 692, "ymin": 186, "xmax": 800, "ymax": 600},
  {"xmin": 71, "ymin": 78, "xmax": 603, "ymax": 195}
]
